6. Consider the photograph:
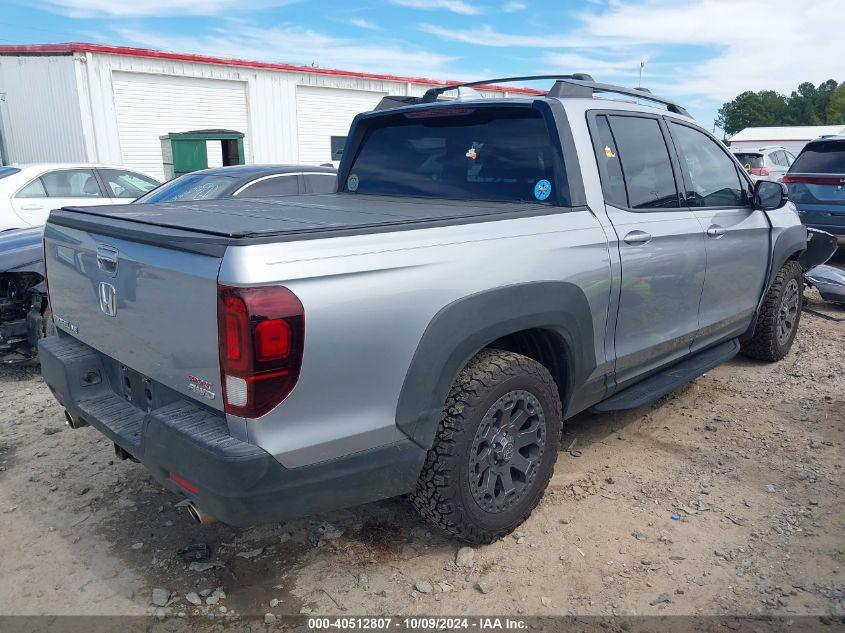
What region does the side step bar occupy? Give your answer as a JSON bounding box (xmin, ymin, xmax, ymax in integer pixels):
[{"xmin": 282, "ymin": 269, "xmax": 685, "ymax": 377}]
[{"xmin": 591, "ymin": 339, "xmax": 740, "ymax": 413}]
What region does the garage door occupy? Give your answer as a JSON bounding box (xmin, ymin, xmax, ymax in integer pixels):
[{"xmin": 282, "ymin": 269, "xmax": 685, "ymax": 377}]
[
  {"xmin": 112, "ymin": 72, "xmax": 250, "ymax": 180},
  {"xmin": 296, "ymin": 86, "xmax": 385, "ymax": 164}
]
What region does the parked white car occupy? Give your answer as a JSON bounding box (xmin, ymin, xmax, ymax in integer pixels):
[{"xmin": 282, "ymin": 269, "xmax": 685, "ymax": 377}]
[
  {"xmin": 732, "ymin": 146, "xmax": 795, "ymax": 182},
  {"xmin": 0, "ymin": 164, "xmax": 161, "ymax": 231}
]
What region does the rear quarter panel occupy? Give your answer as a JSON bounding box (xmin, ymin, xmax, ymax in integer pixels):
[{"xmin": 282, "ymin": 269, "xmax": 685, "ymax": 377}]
[{"xmin": 220, "ymin": 209, "xmax": 612, "ymax": 468}]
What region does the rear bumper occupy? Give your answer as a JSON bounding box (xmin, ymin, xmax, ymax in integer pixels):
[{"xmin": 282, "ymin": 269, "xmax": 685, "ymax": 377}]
[{"xmin": 39, "ymin": 334, "xmax": 425, "ymax": 526}]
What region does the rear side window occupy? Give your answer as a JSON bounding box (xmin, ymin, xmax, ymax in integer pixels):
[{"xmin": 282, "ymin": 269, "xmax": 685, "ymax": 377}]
[
  {"xmin": 16, "ymin": 178, "xmax": 47, "ymax": 198},
  {"xmin": 236, "ymin": 175, "xmax": 300, "ymax": 198},
  {"xmin": 669, "ymin": 122, "xmax": 744, "ymax": 207},
  {"xmin": 99, "ymin": 169, "xmax": 159, "ymax": 198},
  {"xmin": 734, "ymin": 153, "xmax": 764, "ymax": 169},
  {"xmin": 41, "ymin": 169, "xmax": 102, "ymax": 198},
  {"xmin": 790, "ymin": 140, "xmax": 845, "ymax": 173},
  {"xmin": 343, "ymin": 107, "xmax": 561, "ymax": 204},
  {"xmin": 592, "ymin": 115, "xmax": 627, "ymax": 208},
  {"xmin": 771, "ymin": 151, "xmax": 789, "ymax": 167},
  {"xmin": 137, "ymin": 174, "xmax": 235, "ymax": 203},
  {"xmin": 0, "ymin": 167, "xmax": 20, "ymax": 179},
  {"xmin": 606, "ymin": 115, "xmax": 680, "ymax": 209}
]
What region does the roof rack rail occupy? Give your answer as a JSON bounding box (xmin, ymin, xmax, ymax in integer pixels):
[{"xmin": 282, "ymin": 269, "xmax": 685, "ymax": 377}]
[
  {"xmin": 373, "ymin": 74, "xmax": 691, "ymax": 117},
  {"xmin": 547, "ymin": 78, "xmax": 690, "ymax": 116},
  {"xmin": 374, "ymin": 74, "xmax": 594, "ymax": 111},
  {"xmin": 419, "ymin": 74, "xmax": 595, "ymax": 102}
]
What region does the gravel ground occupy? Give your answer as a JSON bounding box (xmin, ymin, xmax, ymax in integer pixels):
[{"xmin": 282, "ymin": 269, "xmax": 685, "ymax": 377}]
[{"xmin": 0, "ymin": 288, "xmax": 842, "ymax": 622}]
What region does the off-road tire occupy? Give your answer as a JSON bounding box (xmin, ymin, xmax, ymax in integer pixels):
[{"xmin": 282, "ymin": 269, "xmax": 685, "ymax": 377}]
[
  {"xmin": 740, "ymin": 260, "xmax": 804, "ymax": 362},
  {"xmin": 410, "ymin": 349, "xmax": 562, "ymax": 544}
]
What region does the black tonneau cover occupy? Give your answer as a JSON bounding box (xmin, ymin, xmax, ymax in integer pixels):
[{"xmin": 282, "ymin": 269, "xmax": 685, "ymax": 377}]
[{"xmin": 49, "ymin": 194, "xmax": 560, "ymax": 256}]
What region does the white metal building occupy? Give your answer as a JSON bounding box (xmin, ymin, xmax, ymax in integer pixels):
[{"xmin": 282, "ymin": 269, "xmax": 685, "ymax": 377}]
[
  {"xmin": 728, "ymin": 125, "xmax": 845, "ymax": 156},
  {"xmin": 0, "ymin": 43, "xmax": 527, "ymax": 180}
]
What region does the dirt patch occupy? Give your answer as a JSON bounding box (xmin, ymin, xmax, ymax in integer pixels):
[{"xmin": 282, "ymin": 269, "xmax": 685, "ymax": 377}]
[{"xmin": 0, "ymin": 288, "xmax": 842, "ymax": 620}]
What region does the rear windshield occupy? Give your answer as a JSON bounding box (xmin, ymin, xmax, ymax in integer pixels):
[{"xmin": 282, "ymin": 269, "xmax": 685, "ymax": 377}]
[
  {"xmin": 790, "ymin": 140, "xmax": 845, "ymax": 174},
  {"xmin": 0, "ymin": 167, "xmax": 20, "ymax": 179},
  {"xmin": 342, "ymin": 106, "xmax": 561, "ymax": 204},
  {"xmin": 733, "ymin": 153, "xmax": 764, "ymax": 169},
  {"xmin": 136, "ymin": 174, "xmax": 236, "ymax": 203}
]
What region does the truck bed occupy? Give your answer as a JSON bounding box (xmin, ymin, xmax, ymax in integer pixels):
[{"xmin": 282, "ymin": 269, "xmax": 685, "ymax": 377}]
[{"xmin": 50, "ymin": 194, "xmax": 553, "ymax": 255}]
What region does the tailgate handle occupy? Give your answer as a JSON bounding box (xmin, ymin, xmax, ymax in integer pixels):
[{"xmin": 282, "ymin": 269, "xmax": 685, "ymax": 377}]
[{"xmin": 96, "ymin": 246, "xmax": 119, "ymax": 276}]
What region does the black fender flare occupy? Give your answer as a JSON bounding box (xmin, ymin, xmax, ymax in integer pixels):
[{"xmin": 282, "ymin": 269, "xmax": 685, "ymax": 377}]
[
  {"xmin": 395, "ymin": 281, "xmax": 596, "ymax": 450},
  {"xmin": 765, "ymin": 224, "xmax": 807, "ymax": 296},
  {"xmin": 745, "ymin": 223, "xmax": 807, "ymax": 338}
]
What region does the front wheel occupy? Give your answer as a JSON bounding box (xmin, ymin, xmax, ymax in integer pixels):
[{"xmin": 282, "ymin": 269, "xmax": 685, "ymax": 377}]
[
  {"xmin": 740, "ymin": 260, "xmax": 803, "ymax": 362},
  {"xmin": 410, "ymin": 349, "xmax": 562, "ymax": 544}
]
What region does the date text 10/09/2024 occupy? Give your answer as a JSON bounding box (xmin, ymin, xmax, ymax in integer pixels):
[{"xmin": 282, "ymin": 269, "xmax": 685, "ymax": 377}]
[{"xmin": 307, "ymin": 617, "xmax": 528, "ymax": 630}]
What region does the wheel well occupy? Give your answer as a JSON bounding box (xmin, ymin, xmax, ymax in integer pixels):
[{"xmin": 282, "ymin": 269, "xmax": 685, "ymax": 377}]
[{"xmin": 486, "ymin": 328, "xmax": 568, "ymax": 403}]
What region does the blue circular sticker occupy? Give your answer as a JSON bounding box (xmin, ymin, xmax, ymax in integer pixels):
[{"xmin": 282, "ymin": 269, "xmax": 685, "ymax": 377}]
[
  {"xmin": 534, "ymin": 179, "xmax": 552, "ymax": 201},
  {"xmin": 347, "ymin": 173, "xmax": 359, "ymax": 192}
]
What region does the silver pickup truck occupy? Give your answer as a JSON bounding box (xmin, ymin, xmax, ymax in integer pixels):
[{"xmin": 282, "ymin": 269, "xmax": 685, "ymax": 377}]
[{"xmin": 38, "ymin": 76, "xmax": 833, "ymax": 544}]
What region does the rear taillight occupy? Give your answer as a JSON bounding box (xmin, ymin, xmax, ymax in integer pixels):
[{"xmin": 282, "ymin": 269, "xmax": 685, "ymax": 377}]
[
  {"xmin": 782, "ymin": 174, "xmax": 845, "ymax": 185},
  {"xmin": 749, "ymin": 168, "xmax": 770, "ymax": 176},
  {"xmin": 217, "ymin": 284, "xmax": 304, "ymax": 418}
]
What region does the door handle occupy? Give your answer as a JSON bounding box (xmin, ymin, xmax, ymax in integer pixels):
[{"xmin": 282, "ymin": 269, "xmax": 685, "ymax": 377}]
[
  {"xmin": 623, "ymin": 230, "xmax": 652, "ymax": 245},
  {"xmin": 706, "ymin": 225, "xmax": 726, "ymax": 238},
  {"xmin": 20, "ymin": 204, "xmax": 44, "ymax": 211}
]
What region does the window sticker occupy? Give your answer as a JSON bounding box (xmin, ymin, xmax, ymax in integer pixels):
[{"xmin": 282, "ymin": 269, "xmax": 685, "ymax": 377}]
[
  {"xmin": 534, "ymin": 179, "xmax": 552, "ymax": 201},
  {"xmin": 604, "ymin": 145, "xmax": 616, "ymax": 158},
  {"xmin": 347, "ymin": 173, "xmax": 359, "ymax": 192},
  {"xmin": 465, "ymin": 146, "xmax": 478, "ymax": 160}
]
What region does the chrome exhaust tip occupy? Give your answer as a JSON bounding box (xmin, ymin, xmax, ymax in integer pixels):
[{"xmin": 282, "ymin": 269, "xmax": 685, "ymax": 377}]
[
  {"xmin": 186, "ymin": 502, "xmax": 217, "ymax": 525},
  {"xmin": 64, "ymin": 410, "xmax": 88, "ymax": 429}
]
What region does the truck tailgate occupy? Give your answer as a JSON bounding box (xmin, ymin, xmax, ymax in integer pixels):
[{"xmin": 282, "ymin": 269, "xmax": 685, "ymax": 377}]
[{"xmin": 43, "ymin": 221, "xmax": 224, "ymax": 411}]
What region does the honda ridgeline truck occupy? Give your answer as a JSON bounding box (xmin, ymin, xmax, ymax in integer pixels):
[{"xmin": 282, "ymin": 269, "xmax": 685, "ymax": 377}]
[{"xmin": 38, "ymin": 76, "xmax": 828, "ymax": 544}]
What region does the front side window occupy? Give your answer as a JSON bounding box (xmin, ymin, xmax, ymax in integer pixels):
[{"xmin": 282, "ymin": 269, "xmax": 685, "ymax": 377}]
[
  {"xmin": 100, "ymin": 169, "xmax": 159, "ymax": 199},
  {"xmin": 235, "ymin": 175, "xmax": 299, "ymax": 198},
  {"xmin": 41, "ymin": 169, "xmax": 102, "ymax": 198},
  {"xmin": 607, "ymin": 115, "xmax": 680, "ymax": 209},
  {"xmin": 343, "ymin": 106, "xmax": 561, "ymax": 204},
  {"xmin": 330, "ymin": 136, "xmax": 346, "ymax": 161},
  {"xmin": 669, "ymin": 122, "xmax": 744, "ymax": 207},
  {"xmin": 304, "ymin": 174, "xmax": 337, "ymax": 194}
]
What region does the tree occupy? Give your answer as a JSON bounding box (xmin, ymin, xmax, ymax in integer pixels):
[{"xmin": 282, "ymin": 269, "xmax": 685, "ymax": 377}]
[
  {"xmin": 826, "ymin": 83, "xmax": 845, "ymax": 124},
  {"xmin": 717, "ymin": 80, "xmax": 842, "ymax": 136},
  {"xmin": 716, "ymin": 90, "xmax": 789, "ymax": 135}
]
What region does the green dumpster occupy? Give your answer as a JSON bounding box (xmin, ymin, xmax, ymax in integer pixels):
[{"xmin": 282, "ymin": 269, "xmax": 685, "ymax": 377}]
[{"xmin": 159, "ymin": 129, "xmax": 245, "ymax": 179}]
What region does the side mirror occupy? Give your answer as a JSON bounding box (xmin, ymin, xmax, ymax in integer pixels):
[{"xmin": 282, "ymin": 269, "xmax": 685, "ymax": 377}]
[{"xmin": 754, "ymin": 179, "xmax": 788, "ymax": 210}]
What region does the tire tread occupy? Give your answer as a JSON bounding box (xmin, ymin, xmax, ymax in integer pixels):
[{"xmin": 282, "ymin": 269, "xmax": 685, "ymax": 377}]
[
  {"xmin": 740, "ymin": 260, "xmax": 803, "ymax": 362},
  {"xmin": 410, "ymin": 349, "xmax": 562, "ymax": 544}
]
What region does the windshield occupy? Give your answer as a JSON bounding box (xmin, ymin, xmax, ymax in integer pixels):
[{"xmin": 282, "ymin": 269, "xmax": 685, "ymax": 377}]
[
  {"xmin": 136, "ymin": 173, "xmax": 236, "ymax": 203},
  {"xmin": 0, "ymin": 167, "xmax": 21, "ymax": 179},
  {"xmin": 790, "ymin": 140, "xmax": 845, "ymax": 174},
  {"xmin": 733, "ymin": 153, "xmax": 764, "ymax": 169},
  {"xmin": 342, "ymin": 106, "xmax": 561, "ymax": 204}
]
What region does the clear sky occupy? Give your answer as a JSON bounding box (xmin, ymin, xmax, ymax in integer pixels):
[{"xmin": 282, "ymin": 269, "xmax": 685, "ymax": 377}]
[{"xmin": 1, "ymin": 0, "xmax": 840, "ymax": 133}]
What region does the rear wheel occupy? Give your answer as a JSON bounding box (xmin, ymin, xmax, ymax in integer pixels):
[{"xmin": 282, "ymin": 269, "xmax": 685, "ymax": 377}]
[
  {"xmin": 741, "ymin": 260, "xmax": 803, "ymax": 362},
  {"xmin": 410, "ymin": 349, "xmax": 562, "ymax": 544}
]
